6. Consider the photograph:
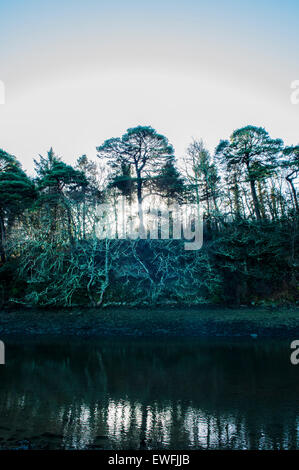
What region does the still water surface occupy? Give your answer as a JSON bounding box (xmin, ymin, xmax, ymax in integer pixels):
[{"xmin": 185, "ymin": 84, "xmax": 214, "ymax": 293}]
[{"xmin": 0, "ymin": 337, "xmax": 298, "ymax": 450}]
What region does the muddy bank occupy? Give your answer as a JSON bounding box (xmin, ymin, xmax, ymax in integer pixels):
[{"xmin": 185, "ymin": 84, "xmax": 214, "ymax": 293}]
[{"xmin": 0, "ymin": 306, "xmax": 298, "ymax": 337}]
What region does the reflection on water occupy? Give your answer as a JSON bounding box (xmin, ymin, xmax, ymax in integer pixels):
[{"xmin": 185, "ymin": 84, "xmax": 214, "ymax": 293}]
[{"xmin": 0, "ymin": 337, "xmax": 299, "ymax": 449}]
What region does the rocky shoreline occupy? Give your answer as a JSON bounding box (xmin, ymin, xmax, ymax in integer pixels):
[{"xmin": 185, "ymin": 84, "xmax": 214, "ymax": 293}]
[{"xmin": 0, "ymin": 305, "xmax": 299, "ymax": 337}]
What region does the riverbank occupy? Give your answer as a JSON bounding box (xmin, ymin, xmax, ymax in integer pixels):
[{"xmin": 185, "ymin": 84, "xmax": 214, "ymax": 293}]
[{"xmin": 0, "ymin": 305, "xmax": 298, "ymax": 337}]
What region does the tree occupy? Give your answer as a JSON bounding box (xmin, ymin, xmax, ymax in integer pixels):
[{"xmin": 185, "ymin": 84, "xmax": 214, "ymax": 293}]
[
  {"xmin": 151, "ymin": 160, "xmax": 185, "ymax": 204},
  {"xmin": 76, "ymin": 154, "xmax": 103, "ymax": 239},
  {"xmin": 1, "ymin": 126, "xmax": 298, "ymax": 308},
  {"xmin": 107, "ymin": 161, "xmax": 135, "ymax": 203},
  {"xmin": 97, "ymin": 126, "xmax": 175, "ymax": 233},
  {"xmin": 0, "ymin": 149, "xmax": 36, "ymax": 262},
  {"xmin": 282, "ymin": 146, "xmax": 299, "ymax": 213},
  {"xmin": 34, "ymin": 148, "xmax": 87, "ymax": 244},
  {"xmin": 215, "ymin": 126, "xmax": 283, "ymax": 221},
  {"xmin": 184, "ymin": 139, "xmax": 220, "ymax": 227}
]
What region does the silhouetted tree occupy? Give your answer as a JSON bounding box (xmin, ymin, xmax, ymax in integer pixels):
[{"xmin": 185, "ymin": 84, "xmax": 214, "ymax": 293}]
[
  {"xmin": 216, "ymin": 126, "xmax": 283, "ymax": 220},
  {"xmin": 97, "ymin": 126, "xmax": 175, "ymax": 232},
  {"xmin": 0, "ymin": 149, "xmax": 36, "ymax": 262}
]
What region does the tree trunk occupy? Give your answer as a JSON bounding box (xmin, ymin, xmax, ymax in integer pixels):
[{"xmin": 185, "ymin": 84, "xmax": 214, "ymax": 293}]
[
  {"xmin": 0, "ymin": 214, "xmax": 6, "ymax": 263},
  {"xmin": 232, "ymin": 173, "xmax": 241, "ymax": 219},
  {"xmin": 249, "ymin": 178, "xmax": 261, "ymax": 221},
  {"xmin": 137, "ymin": 172, "xmax": 145, "ymax": 237},
  {"xmin": 257, "ymin": 181, "xmax": 266, "ymax": 219},
  {"xmin": 82, "ymin": 192, "xmax": 86, "ymax": 240},
  {"xmin": 286, "ymin": 176, "xmax": 299, "ymax": 213},
  {"xmin": 66, "ymin": 204, "xmax": 74, "ymax": 245}
]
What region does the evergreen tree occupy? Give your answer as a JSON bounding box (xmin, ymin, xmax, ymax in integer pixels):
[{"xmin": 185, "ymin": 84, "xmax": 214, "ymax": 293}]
[
  {"xmin": 282, "ymin": 146, "xmax": 299, "ymax": 213},
  {"xmin": 34, "ymin": 148, "xmax": 87, "ymax": 244},
  {"xmin": 97, "ymin": 126, "xmax": 175, "ymax": 232},
  {"xmin": 0, "ymin": 149, "xmax": 36, "ymax": 262},
  {"xmin": 216, "ymin": 126, "xmax": 283, "ymax": 220},
  {"xmin": 184, "ymin": 140, "xmax": 220, "ymax": 224}
]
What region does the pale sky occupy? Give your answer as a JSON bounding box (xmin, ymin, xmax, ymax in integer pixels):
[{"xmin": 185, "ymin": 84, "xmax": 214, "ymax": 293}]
[{"xmin": 0, "ymin": 0, "xmax": 299, "ymax": 173}]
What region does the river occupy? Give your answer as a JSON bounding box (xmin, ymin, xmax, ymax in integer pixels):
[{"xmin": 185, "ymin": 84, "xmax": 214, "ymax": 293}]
[{"xmin": 0, "ymin": 337, "xmax": 298, "ymax": 450}]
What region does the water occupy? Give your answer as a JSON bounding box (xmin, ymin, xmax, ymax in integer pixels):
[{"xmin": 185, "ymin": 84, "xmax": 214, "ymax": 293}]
[{"xmin": 0, "ymin": 337, "xmax": 298, "ymax": 450}]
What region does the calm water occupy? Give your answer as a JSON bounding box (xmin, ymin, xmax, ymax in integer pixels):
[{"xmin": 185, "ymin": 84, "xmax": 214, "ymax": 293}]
[{"xmin": 0, "ymin": 337, "xmax": 299, "ymax": 450}]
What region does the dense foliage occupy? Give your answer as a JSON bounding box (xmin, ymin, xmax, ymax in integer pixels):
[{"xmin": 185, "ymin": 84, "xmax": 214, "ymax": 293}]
[{"xmin": 0, "ymin": 125, "xmax": 298, "ymax": 307}]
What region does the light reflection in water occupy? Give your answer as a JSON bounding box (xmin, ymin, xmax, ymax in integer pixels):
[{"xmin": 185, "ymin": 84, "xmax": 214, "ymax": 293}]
[{"xmin": 0, "ymin": 337, "xmax": 299, "ymax": 450}]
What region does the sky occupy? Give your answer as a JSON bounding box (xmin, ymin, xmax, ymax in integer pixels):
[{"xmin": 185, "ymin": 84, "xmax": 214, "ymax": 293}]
[{"xmin": 0, "ymin": 0, "xmax": 299, "ymax": 173}]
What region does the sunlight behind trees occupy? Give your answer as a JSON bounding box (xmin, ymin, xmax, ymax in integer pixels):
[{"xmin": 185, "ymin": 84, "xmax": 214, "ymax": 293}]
[{"xmin": 0, "ymin": 125, "xmax": 297, "ymax": 307}]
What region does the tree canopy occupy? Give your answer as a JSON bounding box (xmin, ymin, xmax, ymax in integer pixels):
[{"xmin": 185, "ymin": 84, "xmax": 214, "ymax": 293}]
[{"xmin": 0, "ymin": 124, "xmax": 297, "ymax": 307}]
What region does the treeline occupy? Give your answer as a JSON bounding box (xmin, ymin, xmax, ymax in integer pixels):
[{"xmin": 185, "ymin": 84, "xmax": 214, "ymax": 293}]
[{"xmin": 0, "ymin": 125, "xmax": 298, "ymax": 307}]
